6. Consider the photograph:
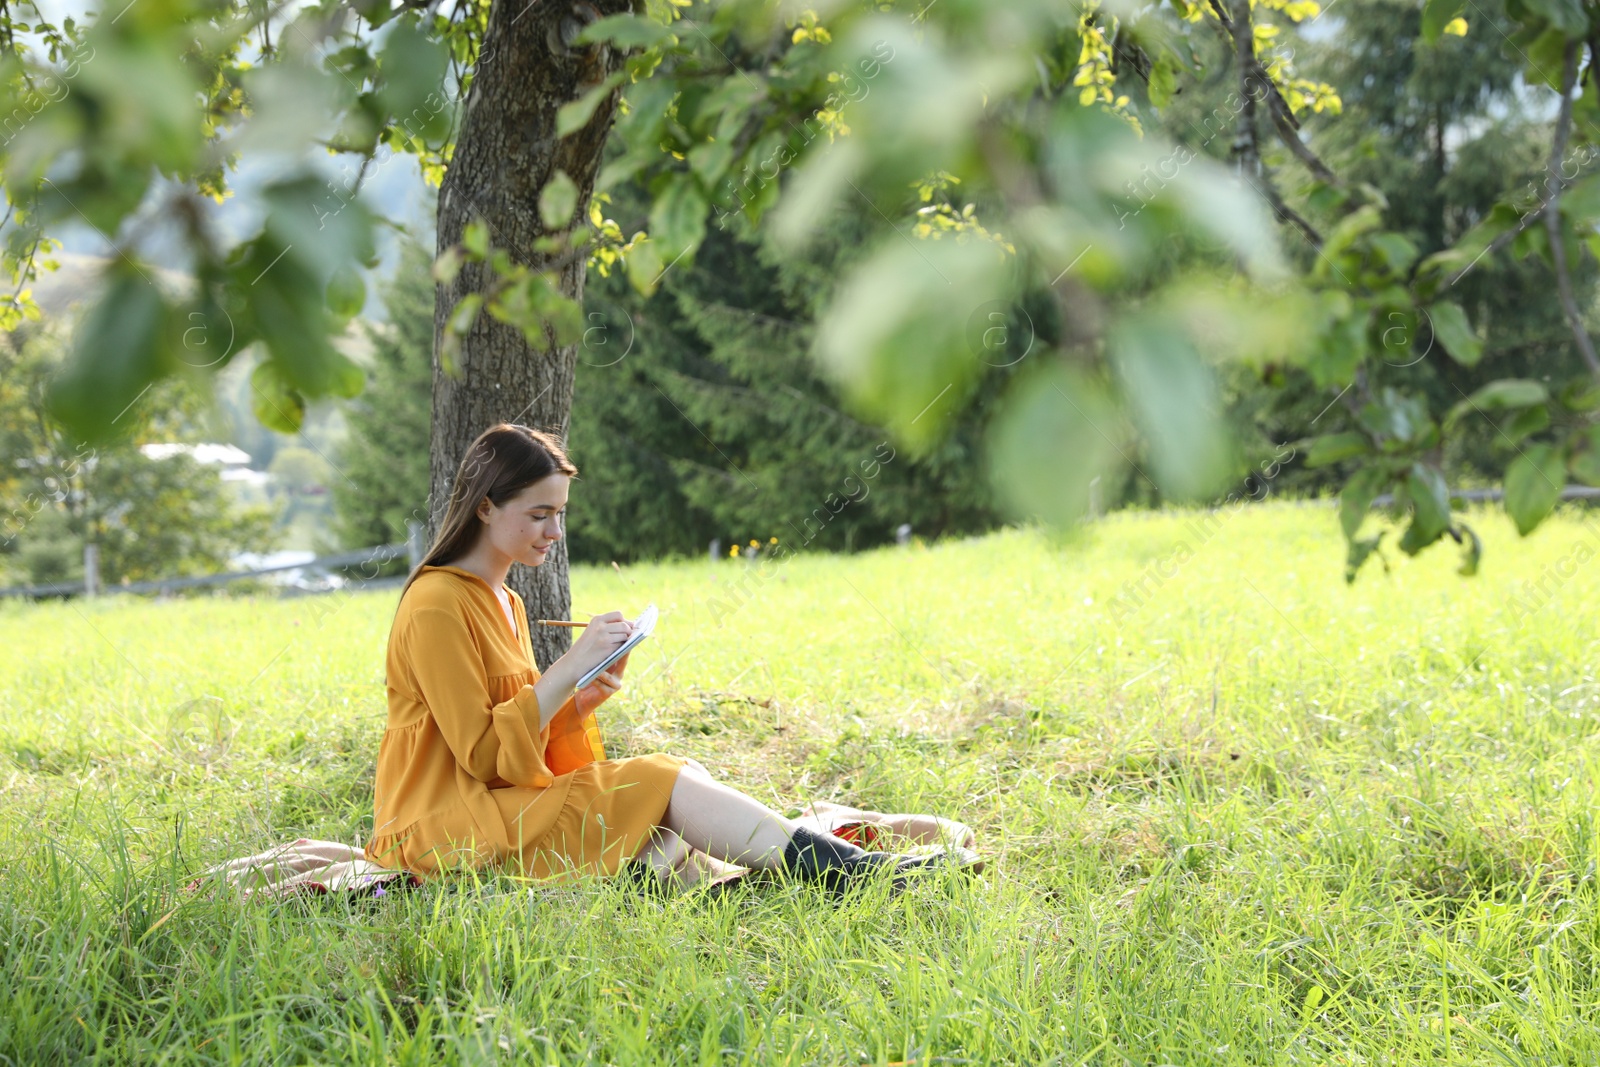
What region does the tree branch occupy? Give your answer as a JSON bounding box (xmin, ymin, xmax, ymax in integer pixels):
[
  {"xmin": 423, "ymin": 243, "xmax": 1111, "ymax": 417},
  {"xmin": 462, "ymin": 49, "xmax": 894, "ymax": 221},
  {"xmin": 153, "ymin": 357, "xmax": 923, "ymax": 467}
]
[
  {"xmin": 1210, "ymin": 0, "xmax": 1339, "ymax": 190},
  {"xmin": 1256, "ymin": 77, "xmax": 1339, "ymax": 186},
  {"xmin": 1543, "ymin": 40, "xmax": 1600, "ymax": 377},
  {"xmin": 1223, "ymin": 0, "xmax": 1323, "ymax": 247}
]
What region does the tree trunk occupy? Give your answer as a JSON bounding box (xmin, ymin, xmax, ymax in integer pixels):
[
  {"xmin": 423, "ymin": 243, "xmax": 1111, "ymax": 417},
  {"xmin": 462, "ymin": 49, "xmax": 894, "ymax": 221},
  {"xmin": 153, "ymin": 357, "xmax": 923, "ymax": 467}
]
[{"xmin": 430, "ymin": 0, "xmax": 631, "ymax": 669}]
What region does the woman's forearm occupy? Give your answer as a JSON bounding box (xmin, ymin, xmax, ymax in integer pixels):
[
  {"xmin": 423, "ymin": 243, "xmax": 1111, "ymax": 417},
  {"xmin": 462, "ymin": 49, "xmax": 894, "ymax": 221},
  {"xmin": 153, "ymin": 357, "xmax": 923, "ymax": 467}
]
[{"xmin": 531, "ymin": 658, "xmax": 582, "ymax": 730}]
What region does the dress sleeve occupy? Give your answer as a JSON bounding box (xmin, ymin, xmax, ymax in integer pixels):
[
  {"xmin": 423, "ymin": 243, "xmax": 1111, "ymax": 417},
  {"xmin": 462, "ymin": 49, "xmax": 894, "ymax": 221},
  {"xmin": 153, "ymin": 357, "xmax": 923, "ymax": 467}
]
[{"xmin": 403, "ymin": 606, "xmax": 554, "ymax": 787}]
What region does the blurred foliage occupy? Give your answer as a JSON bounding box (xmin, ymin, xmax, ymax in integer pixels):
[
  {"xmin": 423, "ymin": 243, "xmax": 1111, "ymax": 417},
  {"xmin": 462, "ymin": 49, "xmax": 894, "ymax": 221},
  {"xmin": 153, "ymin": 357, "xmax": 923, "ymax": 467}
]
[
  {"xmin": 1215, "ymin": 0, "xmax": 1599, "ymax": 514},
  {"xmin": 6, "ymin": 0, "xmax": 1600, "ymax": 578},
  {"xmin": 331, "ymin": 236, "xmax": 433, "ymax": 557},
  {"xmin": 0, "ymin": 324, "xmax": 276, "ymax": 587},
  {"xmin": 337, "ymin": 209, "xmax": 1016, "ymax": 563}
]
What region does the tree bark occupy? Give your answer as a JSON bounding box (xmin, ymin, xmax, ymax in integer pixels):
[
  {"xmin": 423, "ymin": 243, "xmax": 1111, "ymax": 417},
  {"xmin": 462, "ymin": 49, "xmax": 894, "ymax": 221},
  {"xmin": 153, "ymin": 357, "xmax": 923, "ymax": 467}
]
[{"xmin": 431, "ymin": 0, "xmax": 632, "ymax": 668}]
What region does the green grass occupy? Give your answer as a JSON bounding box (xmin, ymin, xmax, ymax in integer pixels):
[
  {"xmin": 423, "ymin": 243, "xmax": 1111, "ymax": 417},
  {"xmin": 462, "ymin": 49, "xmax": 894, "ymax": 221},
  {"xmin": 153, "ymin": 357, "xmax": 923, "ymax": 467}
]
[{"xmin": 2, "ymin": 501, "xmax": 1598, "ymax": 1065}]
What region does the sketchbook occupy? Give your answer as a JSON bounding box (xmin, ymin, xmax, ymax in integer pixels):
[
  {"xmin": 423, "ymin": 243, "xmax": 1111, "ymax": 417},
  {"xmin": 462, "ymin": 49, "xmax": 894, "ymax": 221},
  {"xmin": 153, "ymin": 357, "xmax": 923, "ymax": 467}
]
[{"xmin": 576, "ymin": 604, "xmax": 657, "ymax": 689}]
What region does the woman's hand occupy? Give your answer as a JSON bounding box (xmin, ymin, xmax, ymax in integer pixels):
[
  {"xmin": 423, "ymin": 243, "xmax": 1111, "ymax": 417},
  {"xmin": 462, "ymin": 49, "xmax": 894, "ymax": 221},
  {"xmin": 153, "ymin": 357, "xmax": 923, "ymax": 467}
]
[
  {"xmin": 575, "ymin": 652, "xmax": 628, "ymax": 716},
  {"xmin": 533, "ymin": 611, "xmax": 631, "ymax": 730},
  {"xmin": 568, "ymin": 610, "xmax": 632, "ymax": 674}
]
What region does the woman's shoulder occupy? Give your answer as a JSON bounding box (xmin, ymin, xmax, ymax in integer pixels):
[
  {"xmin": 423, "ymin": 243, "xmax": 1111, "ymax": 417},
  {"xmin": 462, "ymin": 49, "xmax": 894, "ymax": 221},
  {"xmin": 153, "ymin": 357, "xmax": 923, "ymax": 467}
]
[{"xmin": 398, "ymin": 568, "xmax": 479, "ymax": 617}]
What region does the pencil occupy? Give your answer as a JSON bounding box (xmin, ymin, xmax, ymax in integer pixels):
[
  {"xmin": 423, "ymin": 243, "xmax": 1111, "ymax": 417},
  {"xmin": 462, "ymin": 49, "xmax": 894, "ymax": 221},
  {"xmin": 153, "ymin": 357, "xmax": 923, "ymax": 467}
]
[{"xmin": 536, "ymin": 620, "xmax": 587, "ymax": 627}]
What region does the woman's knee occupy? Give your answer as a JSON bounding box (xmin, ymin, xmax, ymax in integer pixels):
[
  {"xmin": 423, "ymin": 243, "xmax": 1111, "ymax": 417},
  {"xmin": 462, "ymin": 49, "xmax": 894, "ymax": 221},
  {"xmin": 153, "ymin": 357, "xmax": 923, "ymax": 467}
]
[
  {"xmin": 677, "ymin": 756, "xmax": 710, "ymax": 778},
  {"xmin": 641, "ymin": 826, "xmax": 692, "ymax": 865}
]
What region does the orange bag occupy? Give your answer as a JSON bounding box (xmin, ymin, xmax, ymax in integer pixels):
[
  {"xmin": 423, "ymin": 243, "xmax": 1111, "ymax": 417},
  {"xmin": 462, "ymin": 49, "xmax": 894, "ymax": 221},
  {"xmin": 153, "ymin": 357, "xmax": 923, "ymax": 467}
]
[{"xmin": 543, "ymin": 696, "xmax": 607, "ymax": 777}]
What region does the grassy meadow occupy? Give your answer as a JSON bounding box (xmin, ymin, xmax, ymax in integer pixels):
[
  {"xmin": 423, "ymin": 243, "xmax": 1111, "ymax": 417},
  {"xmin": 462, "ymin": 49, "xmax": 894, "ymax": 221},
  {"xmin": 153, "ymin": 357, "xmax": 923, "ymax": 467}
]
[{"xmin": 2, "ymin": 502, "xmax": 1598, "ymax": 1065}]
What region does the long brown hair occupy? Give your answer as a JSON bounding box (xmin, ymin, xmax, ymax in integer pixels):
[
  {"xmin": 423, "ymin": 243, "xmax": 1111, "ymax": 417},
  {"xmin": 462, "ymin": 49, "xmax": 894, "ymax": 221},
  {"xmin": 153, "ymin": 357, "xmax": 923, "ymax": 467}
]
[{"xmin": 400, "ymin": 423, "xmax": 578, "ymax": 600}]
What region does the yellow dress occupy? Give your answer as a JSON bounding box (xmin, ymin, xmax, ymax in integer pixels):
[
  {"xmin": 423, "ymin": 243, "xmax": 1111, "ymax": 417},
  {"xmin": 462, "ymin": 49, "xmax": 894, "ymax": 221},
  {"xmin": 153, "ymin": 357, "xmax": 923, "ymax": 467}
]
[{"xmin": 363, "ymin": 564, "xmax": 685, "ymax": 881}]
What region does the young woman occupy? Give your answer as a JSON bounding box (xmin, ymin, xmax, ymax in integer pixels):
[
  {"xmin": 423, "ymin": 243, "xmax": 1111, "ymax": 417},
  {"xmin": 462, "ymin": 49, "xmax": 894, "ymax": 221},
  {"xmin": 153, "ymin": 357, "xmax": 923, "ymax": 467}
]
[{"xmin": 364, "ymin": 422, "xmax": 968, "ymax": 894}]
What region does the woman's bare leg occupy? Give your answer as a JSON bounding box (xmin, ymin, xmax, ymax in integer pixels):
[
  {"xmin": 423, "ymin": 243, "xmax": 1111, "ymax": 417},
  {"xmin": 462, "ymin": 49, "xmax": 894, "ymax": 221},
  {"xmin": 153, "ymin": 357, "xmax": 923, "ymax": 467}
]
[
  {"xmin": 642, "ymin": 761, "xmax": 975, "ymax": 894},
  {"xmin": 630, "ymin": 827, "xmax": 699, "ymax": 889},
  {"xmin": 659, "ymin": 761, "xmax": 796, "ymax": 869},
  {"xmin": 631, "ymin": 827, "xmax": 749, "ymax": 891}
]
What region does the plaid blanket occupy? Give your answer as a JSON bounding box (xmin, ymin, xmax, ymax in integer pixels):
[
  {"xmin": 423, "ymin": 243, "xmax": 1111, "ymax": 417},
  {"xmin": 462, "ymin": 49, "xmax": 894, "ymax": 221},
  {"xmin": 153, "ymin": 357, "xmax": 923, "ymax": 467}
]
[
  {"xmin": 186, "ymin": 838, "xmax": 419, "ymax": 900},
  {"xmin": 185, "ymin": 802, "xmax": 977, "ymax": 901}
]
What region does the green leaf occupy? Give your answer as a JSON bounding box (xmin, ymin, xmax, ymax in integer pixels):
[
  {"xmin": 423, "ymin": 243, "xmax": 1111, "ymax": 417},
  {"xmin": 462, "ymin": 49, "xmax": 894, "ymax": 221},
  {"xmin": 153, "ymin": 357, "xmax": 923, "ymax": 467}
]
[
  {"xmin": 527, "ymin": 275, "xmax": 584, "ymax": 348},
  {"xmin": 1169, "ymin": 161, "xmax": 1287, "ymax": 282},
  {"xmin": 487, "ymin": 273, "xmax": 584, "ymax": 351},
  {"xmin": 1308, "ymin": 301, "xmax": 1367, "ymax": 388},
  {"xmin": 1504, "ymin": 443, "xmax": 1566, "ymax": 535},
  {"xmin": 1569, "ymin": 425, "xmax": 1600, "ymax": 486},
  {"xmin": 1421, "ymin": 0, "xmax": 1466, "ymax": 39},
  {"xmin": 235, "ymin": 62, "xmax": 341, "ymax": 156},
  {"xmin": 769, "ymin": 139, "xmax": 866, "ymax": 251},
  {"xmin": 1399, "ymin": 462, "xmax": 1451, "ymax": 554},
  {"xmin": 1357, "ymin": 388, "xmax": 1432, "ymax": 444},
  {"xmin": 1416, "ymin": 205, "xmax": 1520, "ymax": 295},
  {"xmin": 1511, "ymin": 216, "xmax": 1549, "ymax": 261},
  {"xmin": 1426, "ymin": 301, "xmax": 1483, "ymax": 366},
  {"xmin": 1370, "ymin": 233, "xmax": 1419, "ymax": 276},
  {"xmin": 986, "ymin": 365, "xmax": 1129, "ymax": 528},
  {"xmin": 813, "ymin": 236, "xmax": 1010, "ymax": 451},
  {"xmin": 1561, "ymin": 173, "xmax": 1600, "ymax": 221},
  {"xmin": 540, "ymin": 171, "xmax": 580, "ymax": 229},
  {"xmin": 250, "ymin": 360, "xmax": 307, "ymax": 433},
  {"xmin": 1503, "ymin": 404, "xmax": 1551, "ymax": 443},
  {"xmin": 329, "ymin": 352, "xmax": 365, "ymax": 399},
  {"xmin": 1376, "ymin": 308, "xmax": 1422, "ymax": 364},
  {"xmin": 36, "ymin": 167, "xmax": 153, "ymax": 238},
  {"xmin": 688, "ymin": 139, "xmax": 735, "ymax": 188},
  {"xmin": 624, "ymin": 238, "xmax": 666, "ymax": 297},
  {"xmin": 1523, "ymin": 0, "xmax": 1589, "ymax": 35},
  {"xmin": 1455, "ymin": 523, "xmax": 1482, "ymax": 576},
  {"xmin": 1445, "ymin": 379, "xmax": 1549, "ymax": 428},
  {"xmin": 326, "ymin": 265, "xmax": 366, "ymax": 320},
  {"xmin": 1340, "ymin": 466, "xmax": 1388, "ymax": 540},
  {"xmin": 432, "ymin": 246, "xmax": 464, "ymax": 286},
  {"xmin": 557, "ymin": 71, "xmax": 626, "ymax": 138},
  {"xmin": 448, "ymin": 292, "xmax": 483, "ymax": 337},
  {"xmin": 648, "ymin": 172, "xmax": 707, "ymax": 262},
  {"xmin": 262, "ymin": 175, "xmax": 377, "ymax": 274},
  {"xmin": 75, "ymin": 33, "xmax": 206, "ymax": 171},
  {"xmin": 1345, "ymin": 534, "xmax": 1383, "ymax": 583},
  {"xmin": 1469, "ymin": 380, "xmax": 1550, "ymax": 407},
  {"xmin": 463, "ymin": 220, "xmax": 490, "ymax": 259},
  {"xmin": 614, "ymin": 77, "xmax": 678, "ymax": 156},
  {"xmin": 376, "ymin": 20, "xmax": 451, "ymax": 142},
  {"xmin": 1557, "ymin": 378, "xmax": 1600, "ymax": 411},
  {"xmin": 1523, "ymin": 27, "xmax": 1577, "ymax": 91},
  {"xmin": 1147, "ymin": 53, "xmax": 1178, "ymax": 108},
  {"xmin": 1108, "ymin": 315, "xmax": 1232, "ymax": 499},
  {"xmin": 46, "ymin": 267, "xmax": 172, "ymax": 444},
  {"xmin": 352, "ymin": 0, "xmax": 394, "ymax": 27},
  {"xmin": 1321, "ymin": 204, "xmax": 1384, "ymax": 264},
  {"xmin": 1414, "ymin": 248, "xmax": 1479, "ymax": 300},
  {"xmin": 575, "ymin": 13, "xmax": 674, "ymax": 48},
  {"xmin": 232, "ymin": 234, "xmax": 345, "ymax": 398},
  {"xmin": 542, "ymin": 297, "xmax": 585, "ymax": 349},
  {"xmin": 1305, "ymin": 431, "xmax": 1371, "ymax": 469}
]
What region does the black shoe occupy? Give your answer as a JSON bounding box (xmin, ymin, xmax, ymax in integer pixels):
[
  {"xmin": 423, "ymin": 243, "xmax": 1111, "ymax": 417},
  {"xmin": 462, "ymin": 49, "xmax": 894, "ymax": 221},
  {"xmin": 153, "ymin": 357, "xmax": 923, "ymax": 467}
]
[{"xmin": 780, "ymin": 826, "xmax": 972, "ymax": 897}]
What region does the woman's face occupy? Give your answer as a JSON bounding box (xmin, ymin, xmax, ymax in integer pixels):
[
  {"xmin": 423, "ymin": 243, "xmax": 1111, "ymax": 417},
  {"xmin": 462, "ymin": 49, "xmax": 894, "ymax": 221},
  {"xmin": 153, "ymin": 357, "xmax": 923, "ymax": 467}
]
[{"xmin": 476, "ymin": 474, "xmax": 569, "ymax": 568}]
